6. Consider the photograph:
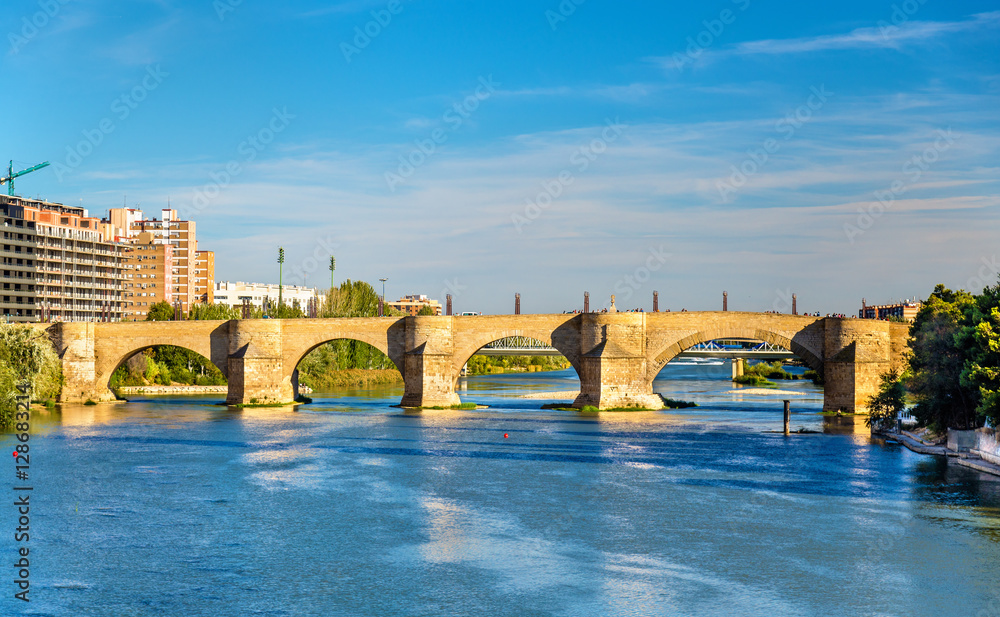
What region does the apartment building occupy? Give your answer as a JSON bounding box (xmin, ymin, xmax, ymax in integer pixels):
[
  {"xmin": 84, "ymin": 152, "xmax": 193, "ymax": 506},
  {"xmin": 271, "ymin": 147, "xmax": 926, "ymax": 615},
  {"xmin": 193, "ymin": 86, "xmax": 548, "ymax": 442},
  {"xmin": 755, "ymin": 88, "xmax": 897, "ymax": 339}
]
[
  {"xmin": 194, "ymin": 250, "xmax": 215, "ymax": 304},
  {"xmin": 106, "ymin": 207, "xmax": 215, "ymax": 316},
  {"xmin": 388, "ymin": 294, "xmax": 442, "ymax": 316},
  {"xmin": 859, "ymin": 299, "xmax": 923, "ymax": 321},
  {"xmin": 1, "ymin": 195, "xmax": 126, "ymax": 322},
  {"xmin": 122, "ymin": 232, "xmax": 174, "ymax": 321}
]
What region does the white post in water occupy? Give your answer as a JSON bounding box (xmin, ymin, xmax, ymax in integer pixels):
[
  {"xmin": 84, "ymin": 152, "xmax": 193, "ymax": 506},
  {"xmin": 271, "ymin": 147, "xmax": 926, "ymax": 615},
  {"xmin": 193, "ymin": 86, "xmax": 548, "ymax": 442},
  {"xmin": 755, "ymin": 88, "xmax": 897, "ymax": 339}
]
[{"xmin": 784, "ymin": 400, "xmax": 791, "ymax": 435}]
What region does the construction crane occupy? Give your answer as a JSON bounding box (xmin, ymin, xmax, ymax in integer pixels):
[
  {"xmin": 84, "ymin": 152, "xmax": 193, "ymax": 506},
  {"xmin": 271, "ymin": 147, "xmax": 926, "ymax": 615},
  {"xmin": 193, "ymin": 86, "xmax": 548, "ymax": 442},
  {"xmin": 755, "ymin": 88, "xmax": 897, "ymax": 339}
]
[{"xmin": 0, "ymin": 160, "xmax": 50, "ymax": 196}]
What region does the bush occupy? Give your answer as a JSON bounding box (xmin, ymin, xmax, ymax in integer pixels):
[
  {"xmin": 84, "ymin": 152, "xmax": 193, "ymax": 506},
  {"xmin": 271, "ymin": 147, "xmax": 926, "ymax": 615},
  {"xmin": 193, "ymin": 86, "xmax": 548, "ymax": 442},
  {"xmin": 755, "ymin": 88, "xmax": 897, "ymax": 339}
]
[
  {"xmin": 733, "ymin": 374, "xmax": 775, "ymax": 387},
  {"xmin": 865, "ymin": 370, "xmax": 908, "ymax": 432},
  {"xmin": 803, "ymin": 370, "xmax": 823, "ymax": 384},
  {"xmin": 0, "ymin": 325, "xmax": 62, "ymax": 427}
]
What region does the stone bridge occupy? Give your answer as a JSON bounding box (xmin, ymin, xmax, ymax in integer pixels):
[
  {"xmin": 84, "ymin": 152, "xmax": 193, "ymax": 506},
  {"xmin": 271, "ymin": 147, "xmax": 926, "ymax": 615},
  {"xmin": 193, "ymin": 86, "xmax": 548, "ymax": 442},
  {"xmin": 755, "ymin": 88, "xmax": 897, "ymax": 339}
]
[{"xmin": 42, "ymin": 312, "xmax": 910, "ymax": 412}]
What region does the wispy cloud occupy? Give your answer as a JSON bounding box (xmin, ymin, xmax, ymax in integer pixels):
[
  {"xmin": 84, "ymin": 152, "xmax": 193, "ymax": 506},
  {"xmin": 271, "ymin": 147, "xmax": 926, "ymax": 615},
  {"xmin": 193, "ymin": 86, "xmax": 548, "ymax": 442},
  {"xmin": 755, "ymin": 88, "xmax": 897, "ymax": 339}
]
[
  {"xmin": 650, "ymin": 11, "xmax": 1000, "ymax": 70},
  {"xmin": 493, "ymin": 82, "xmax": 674, "ymax": 103},
  {"xmin": 735, "ymin": 11, "xmax": 1000, "ymax": 55}
]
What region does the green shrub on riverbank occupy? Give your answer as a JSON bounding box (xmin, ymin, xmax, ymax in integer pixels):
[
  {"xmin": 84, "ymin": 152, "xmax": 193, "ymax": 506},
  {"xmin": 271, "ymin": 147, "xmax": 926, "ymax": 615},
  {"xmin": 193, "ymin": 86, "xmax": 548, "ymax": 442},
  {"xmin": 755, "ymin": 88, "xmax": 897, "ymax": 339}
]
[
  {"xmin": 0, "ymin": 324, "xmax": 62, "ymax": 427},
  {"xmin": 733, "ymin": 374, "xmax": 775, "ymax": 387},
  {"xmin": 299, "ymin": 368, "xmax": 402, "ymax": 391},
  {"xmin": 109, "ymin": 347, "xmax": 226, "ymax": 391},
  {"xmin": 732, "ymin": 361, "xmax": 806, "ymax": 387},
  {"xmin": 465, "ymin": 355, "xmax": 570, "ymax": 375}
]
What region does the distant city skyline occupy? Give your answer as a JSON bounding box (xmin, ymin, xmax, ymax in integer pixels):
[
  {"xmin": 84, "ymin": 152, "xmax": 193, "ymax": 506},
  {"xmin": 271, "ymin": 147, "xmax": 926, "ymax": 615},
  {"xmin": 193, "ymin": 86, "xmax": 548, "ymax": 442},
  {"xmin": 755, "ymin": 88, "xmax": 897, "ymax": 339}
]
[{"xmin": 5, "ymin": 0, "xmax": 999, "ymax": 314}]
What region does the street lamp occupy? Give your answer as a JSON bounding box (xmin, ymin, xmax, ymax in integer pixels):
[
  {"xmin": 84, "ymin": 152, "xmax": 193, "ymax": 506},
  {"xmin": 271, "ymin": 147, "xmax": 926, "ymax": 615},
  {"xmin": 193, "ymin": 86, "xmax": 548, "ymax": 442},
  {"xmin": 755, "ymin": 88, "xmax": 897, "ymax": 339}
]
[
  {"xmin": 278, "ymin": 247, "xmax": 285, "ymax": 309},
  {"xmin": 379, "ymin": 277, "xmax": 388, "ymax": 317}
]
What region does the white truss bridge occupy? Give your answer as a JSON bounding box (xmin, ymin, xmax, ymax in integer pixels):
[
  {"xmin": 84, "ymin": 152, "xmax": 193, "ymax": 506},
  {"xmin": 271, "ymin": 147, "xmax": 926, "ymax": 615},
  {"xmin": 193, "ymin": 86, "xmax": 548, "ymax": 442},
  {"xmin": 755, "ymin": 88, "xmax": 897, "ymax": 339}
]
[{"xmin": 477, "ymin": 337, "xmax": 795, "ymax": 359}]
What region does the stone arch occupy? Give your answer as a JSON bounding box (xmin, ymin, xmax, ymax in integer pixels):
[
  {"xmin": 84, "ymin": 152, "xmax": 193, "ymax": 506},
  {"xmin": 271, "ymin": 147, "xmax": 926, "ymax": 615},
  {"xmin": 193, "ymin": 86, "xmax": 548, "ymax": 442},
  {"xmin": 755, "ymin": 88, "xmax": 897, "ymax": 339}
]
[
  {"xmin": 97, "ymin": 343, "xmax": 227, "ymax": 394},
  {"xmin": 645, "ymin": 325, "xmax": 824, "ymax": 385},
  {"xmin": 450, "ymin": 328, "xmax": 582, "ymax": 389},
  {"xmin": 279, "ymin": 318, "xmax": 405, "ymax": 387},
  {"xmin": 90, "ymin": 321, "xmax": 231, "ymax": 394}
]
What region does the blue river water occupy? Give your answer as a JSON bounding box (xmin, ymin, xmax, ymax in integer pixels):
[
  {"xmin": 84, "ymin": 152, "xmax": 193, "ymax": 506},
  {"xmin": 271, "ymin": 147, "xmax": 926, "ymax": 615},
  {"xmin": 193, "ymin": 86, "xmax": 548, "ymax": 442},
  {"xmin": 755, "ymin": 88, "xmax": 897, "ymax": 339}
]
[{"xmin": 3, "ymin": 360, "xmax": 1000, "ymax": 616}]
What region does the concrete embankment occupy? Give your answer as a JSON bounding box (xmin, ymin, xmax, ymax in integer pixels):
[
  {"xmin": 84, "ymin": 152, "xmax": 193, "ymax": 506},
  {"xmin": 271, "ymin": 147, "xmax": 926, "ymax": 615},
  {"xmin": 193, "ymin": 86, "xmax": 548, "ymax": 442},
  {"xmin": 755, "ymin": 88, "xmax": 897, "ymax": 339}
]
[
  {"xmin": 117, "ymin": 385, "xmax": 228, "ymax": 395},
  {"xmin": 884, "ymin": 429, "xmax": 1000, "ymax": 478},
  {"xmin": 118, "ymin": 385, "xmax": 313, "ymax": 395}
]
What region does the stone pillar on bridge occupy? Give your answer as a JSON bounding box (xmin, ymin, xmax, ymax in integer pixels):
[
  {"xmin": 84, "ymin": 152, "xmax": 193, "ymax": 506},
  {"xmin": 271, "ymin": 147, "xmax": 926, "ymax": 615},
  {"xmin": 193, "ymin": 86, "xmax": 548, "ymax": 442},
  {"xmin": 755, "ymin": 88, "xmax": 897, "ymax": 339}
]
[
  {"xmin": 822, "ymin": 318, "xmax": 892, "ymax": 413},
  {"xmin": 574, "ymin": 313, "xmax": 664, "ymax": 410},
  {"xmin": 226, "ymin": 319, "xmax": 293, "ymax": 405},
  {"xmin": 731, "ymin": 358, "xmax": 744, "ymax": 379},
  {"xmin": 400, "ymin": 316, "xmax": 461, "ymax": 408},
  {"xmin": 50, "ymin": 322, "xmax": 117, "ymax": 404}
]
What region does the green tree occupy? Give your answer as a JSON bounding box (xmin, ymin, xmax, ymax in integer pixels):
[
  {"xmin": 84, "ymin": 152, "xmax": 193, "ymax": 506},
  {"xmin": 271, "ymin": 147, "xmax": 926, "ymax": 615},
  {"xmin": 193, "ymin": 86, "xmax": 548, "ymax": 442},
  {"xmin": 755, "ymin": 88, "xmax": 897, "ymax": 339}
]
[
  {"xmin": 865, "ymin": 369, "xmax": 908, "ymax": 432},
  {"xmin": 416, "ymin": 305, "xmax": 437, "ymax": 316},
  {"xmin": 907, "ymin": 284, "xmax": 980, "ymax": 431},
  {"xmin": 958, "ymin": 280, "xmax": 1000, "ymax": 426},
  {"xmin": 297, "ymin": 280, "xmax": 404, "ymax": 388},
  {"xmin": 188, "ymin": 303, "xmax": 243, "ymax": 320},
  {"xmin": 0, "ymin": 325, "xmax": 62, "ymax": 426},
  {"xmin": 146, "ymin": 301, "xmax": 175, "ymax": 321}
]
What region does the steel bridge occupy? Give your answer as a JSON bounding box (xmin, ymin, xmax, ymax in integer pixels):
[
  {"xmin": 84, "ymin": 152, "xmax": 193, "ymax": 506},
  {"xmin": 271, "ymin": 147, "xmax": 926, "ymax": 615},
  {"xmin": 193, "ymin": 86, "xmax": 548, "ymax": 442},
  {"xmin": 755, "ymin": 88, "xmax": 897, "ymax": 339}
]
[{"xmin": 476, "ymin": 337, "xmax": 795, "ymax": 360}]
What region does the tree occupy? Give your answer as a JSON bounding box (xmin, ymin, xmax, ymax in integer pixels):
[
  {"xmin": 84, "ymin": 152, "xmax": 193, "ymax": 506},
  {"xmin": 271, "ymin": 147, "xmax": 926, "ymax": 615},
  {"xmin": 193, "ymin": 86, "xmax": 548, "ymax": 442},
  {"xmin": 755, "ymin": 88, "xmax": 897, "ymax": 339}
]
[
  {"xmin": 188, "ymin": 303, "xmax": 243, "ymax": 320},
  {"xmin": 0, "ymin": 324, "xmax": 62, "ymax": 426},
  {"xmin": 958, "ymin": 280, "xmax": 1000, "ymax": 426},
  {"xmin": 906, "ymin": 285, "xmax": 980, "ymax": 431},
  {"xmin": 146, "ymin": 301, "xmax": 175, "ymax": 321},
  {"xmin": 416, "ymin": 305, "xmax": 437, "ymax": 316},
  {"xmin": 865, "ymin": 369, "xmax": 907, "ymax": 432}
]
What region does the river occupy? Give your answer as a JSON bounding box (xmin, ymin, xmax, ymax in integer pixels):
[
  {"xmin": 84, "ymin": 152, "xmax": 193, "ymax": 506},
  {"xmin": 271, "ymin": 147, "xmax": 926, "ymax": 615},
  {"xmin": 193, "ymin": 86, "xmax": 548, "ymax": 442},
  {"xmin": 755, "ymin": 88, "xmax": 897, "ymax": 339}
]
[{"xmin": 4, "ymin": 360, "xmax": 1000, "ymax": 616}]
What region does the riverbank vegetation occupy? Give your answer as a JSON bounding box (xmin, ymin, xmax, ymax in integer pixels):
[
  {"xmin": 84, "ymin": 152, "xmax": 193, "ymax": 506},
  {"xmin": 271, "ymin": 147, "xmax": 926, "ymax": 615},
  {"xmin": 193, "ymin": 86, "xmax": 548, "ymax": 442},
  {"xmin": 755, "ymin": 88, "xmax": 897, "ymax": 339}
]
[
  {"xmin": 733, "ymin": 361, "xmax": 802, "ymax": 387},
  {"xmin": 465, "ymin": 355, "xmax": 570, "ymax": 375},
  {"xmin": 865, "ymin": 369, "xmax": 908, "ymax": 432},
  {"xmin": 0, "ymin": 324, "xmax": 62, "ymax": 427},
  {"xmin": 906, "ymin": 283, "xmax": 1000, "ymax": 431},
  {"xmin": 109, "ymin": 346, "xmax": 227, "ymax": 391}
]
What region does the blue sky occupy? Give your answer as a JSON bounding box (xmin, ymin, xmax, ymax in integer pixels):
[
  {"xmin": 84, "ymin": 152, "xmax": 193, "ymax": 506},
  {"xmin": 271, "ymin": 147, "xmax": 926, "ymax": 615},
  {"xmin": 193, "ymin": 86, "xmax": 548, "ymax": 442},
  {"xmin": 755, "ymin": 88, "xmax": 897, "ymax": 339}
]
[{"xmin": 4, "ymin": 0, "xmax": 999, "ymax": 314}]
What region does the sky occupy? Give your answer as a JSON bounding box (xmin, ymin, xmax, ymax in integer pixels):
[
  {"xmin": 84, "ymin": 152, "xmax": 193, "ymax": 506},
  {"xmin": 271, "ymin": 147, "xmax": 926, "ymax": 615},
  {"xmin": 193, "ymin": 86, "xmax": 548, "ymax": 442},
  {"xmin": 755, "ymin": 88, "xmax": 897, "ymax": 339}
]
[{"xmin": 3, "ymin": 0, "xmax": 999, "ymax": 315}]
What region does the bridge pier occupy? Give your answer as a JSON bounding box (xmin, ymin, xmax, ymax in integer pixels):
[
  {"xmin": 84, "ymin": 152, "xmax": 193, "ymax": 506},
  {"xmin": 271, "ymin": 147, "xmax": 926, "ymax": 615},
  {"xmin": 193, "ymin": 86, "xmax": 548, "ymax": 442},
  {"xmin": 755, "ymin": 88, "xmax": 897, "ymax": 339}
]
[
  {"xmin": 731, "ymin": 358, "xmax": 745, "ymax": 379},
  {"xmin": 821, "ymin": 319, "xmax": 893, "ymax": 413},
  {"xmin": 400, "ymin": 316, "xmax": 461, "ymax": 408},
  {"xmin": 574, "ymin": 313, "xmax": 664, "ymax": 410},
  {"xmin": 50, "ymin": 322, "xmax": 117, "ymax": 404},
  {"xmin": 226, "ymin": 320, "xmax": 294, "ymax": 405}
]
